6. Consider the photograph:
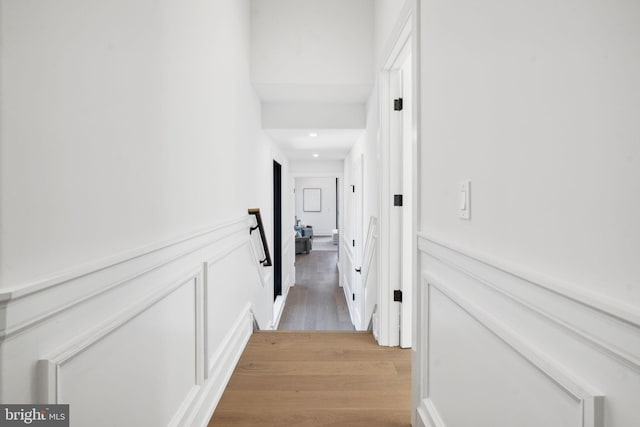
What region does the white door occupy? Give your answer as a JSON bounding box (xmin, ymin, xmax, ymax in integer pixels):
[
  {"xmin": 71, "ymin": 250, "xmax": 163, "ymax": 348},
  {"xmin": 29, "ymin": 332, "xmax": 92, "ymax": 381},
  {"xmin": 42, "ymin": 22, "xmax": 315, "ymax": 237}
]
[
  {"xmin": 354, "ymin": 154, "xmax": 364, "ymax": 329},
  {"xmin": 346, "ymin": 155, "xmax": 365, "ymax": 328},
  {"xmin": 378, "ymin": 18, "xmax": 415, "ymax": 348},
  {"xmin": 399, "ymin": 52, "xmax": 413, "ymax": 349},
  {"xmin": 389, "ymin": 41, "xmax": 413, "ymax": 348}
]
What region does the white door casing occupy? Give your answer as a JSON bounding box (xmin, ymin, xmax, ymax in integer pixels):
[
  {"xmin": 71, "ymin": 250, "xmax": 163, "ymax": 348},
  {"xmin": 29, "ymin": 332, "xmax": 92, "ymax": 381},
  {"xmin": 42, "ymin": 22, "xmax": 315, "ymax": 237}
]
[
  {"xmin": 354, "ymin": 154, "xmax": 365, "ymax": 328},
  {"xmin": 399, "ymin": 49, "xmax": 414, "ymax": 349},
  {"xmin": 378, "ymin": 8, "xmax": 416, "ymax": 348}
]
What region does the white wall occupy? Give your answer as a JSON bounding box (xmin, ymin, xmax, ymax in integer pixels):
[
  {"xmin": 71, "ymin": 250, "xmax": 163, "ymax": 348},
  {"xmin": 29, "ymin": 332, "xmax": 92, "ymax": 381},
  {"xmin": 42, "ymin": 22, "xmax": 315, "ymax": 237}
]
[
  {"xmin": 374, "ymin": 0, "xmax": 410, "ymax": 68},
  {"xmin": 262, "ymin": 103, "xmax": 366, "ymax": 129},
  {"xmin": 419, "ymin": 0, "xmax": 640, "ymax": 312},
  {"xmin": 415, "ymin": 0, "xmax": 640, "ymax": 426},
  {"xmin": 0, "ymin": 0, "xmax": 270, "ymax": 288},
  {"xmin": 294, "ymin": 177, "xmax": 337, "ymax": 236},
  {"xmin": 352, "ymin": 92, "xmax": 381, "ymax": 227},
  {"xmin": 290, "ymin": 160, "xmax": 344, "ymax": 175},
  {"xmin": 0, "ymin": 0, "xmax": 287, "ymax": 424},
  {"xmin": 340, "ymin": 87, "xmax": 381, "ymax": 331},
  {"xmin": 251, "ymin": 0, "xmax": 373, "ymax": 88}
]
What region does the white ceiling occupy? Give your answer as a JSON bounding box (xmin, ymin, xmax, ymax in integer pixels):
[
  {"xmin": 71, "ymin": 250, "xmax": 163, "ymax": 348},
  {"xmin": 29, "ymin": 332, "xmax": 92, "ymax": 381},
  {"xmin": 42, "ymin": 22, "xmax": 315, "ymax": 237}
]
[
  {"xmin": 253, "ymin": 84, "xmax": 372, "ymax": 104},
  {"xmin": 251, "ymin": 0, "xmax": 374, "ymax": 163},
  {"xmin": 265, "ymin": 129, "xmax": 365, "ymax": 160}
]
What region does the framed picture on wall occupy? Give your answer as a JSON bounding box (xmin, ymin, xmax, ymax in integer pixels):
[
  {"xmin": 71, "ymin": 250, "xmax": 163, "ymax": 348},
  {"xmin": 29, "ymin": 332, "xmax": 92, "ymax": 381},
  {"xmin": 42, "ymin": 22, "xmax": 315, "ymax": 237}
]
[{"xmin": 303, "ymin": 188, "xmax": 321, "ymax": 212}]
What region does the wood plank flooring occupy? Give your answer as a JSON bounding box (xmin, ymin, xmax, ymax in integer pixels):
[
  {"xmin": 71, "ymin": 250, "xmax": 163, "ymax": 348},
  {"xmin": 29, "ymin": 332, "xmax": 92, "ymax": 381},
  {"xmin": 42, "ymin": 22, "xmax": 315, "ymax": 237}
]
[
  {"xmin": 279, "ymin": 250, "xmax": 354, "ymax": 331},
  {"xmin": 208, "ymin": 331, "xmax": 411, "ymax": 427}
]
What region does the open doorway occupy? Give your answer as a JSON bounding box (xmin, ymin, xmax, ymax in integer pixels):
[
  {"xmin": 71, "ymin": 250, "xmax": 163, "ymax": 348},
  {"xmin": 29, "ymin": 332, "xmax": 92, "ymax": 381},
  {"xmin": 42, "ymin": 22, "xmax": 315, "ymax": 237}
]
[
  {"xmin": 378, "ymin": 12, "xmax": 416, "ymax": 348},
  {"xmin": 273, "ymin": 160, "xmax": 282, "ymax": 301},
  {"xmin": 293, "ymin": 176, "xmax": 339, "ymax": 253},
  {"xmin": 278, "ymin": 174, "xmax": 352, "ymax": 330}
]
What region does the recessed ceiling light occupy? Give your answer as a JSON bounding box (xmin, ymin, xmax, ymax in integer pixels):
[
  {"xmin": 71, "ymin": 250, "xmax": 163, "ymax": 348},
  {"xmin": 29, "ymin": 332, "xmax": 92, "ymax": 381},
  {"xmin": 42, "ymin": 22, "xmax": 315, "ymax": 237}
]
[
  {"xmin": 313, "ymin": 153, "xmax": 319, "ymax": 158},
  {"xmin": 309, "ymin": 132, "xmax": 318, "ymax": 137}
]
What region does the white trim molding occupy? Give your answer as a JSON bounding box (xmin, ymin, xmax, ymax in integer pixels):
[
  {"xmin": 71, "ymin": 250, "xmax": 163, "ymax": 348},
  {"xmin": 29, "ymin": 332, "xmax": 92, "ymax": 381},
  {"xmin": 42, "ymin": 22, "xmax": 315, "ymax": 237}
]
[
  {"xmin": 0, "ymin": 217, "xmax": 250, "ymax": 343},
  {"xmin": 418, "ymin": 233, "xmax": 640, "ymax": 328},
  {"xmin": 417, "ymin": 398, "xmax": 447, "ymax": 427},
  {"xmin": 184, "ymin": 305, "xmax": 253, "ymax": 427},
  {"xmin": 0, "ymin": 217, "xmax": 249, "ymax": 303},
  {"xmin": 38, "ymin": 272, "xmax": 202, "ymax": 404},
  {"xmin": 421, "ymin": 274, "xmax": 605, "ymax": 427},
  {"xmin": 411, "ymin": 234, "xmax": 640, "ymax": 426},
  {"xmin": 418, "ymin": 234, "xmax": 640, "ymax": 372},
  {"xmin": 378, "ymin": 0, "xmax": 419, "ymax": 348},
  {"xmin": 1, "ymin": 215, "xmax": 267, "ymax": 426}
]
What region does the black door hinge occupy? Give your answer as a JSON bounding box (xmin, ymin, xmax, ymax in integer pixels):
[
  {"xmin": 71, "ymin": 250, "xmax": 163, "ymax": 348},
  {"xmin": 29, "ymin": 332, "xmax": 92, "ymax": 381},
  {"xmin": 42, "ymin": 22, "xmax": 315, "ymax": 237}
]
[
  {"xmin": 352, "ymin": 240, "xmax": 355, "ymax": 247},
  {"xmin": 351, "ymin": 185, "xmax": 355, "ymax": 193},
  {"xmin": 352, "ymin": 293, "xmax": 356, "ymax": 301},
  {"xmin": 394, "ymin": 194, "xmax": 403, "ymax": 206},
  {"xmin": 394, "ymin": 98, "xmax": 403, "ymax": 111},
  {"xmin": 393, "ymin": 290, "xmax": 403, "ymax": 302}
]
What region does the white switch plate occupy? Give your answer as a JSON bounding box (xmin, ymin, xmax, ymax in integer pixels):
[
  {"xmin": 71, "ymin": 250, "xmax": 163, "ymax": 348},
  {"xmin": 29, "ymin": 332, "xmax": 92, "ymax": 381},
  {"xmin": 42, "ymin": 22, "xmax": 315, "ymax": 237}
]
[{"xmin": 459, "ymin": 180, "xmax": 470, "ymax": 220}]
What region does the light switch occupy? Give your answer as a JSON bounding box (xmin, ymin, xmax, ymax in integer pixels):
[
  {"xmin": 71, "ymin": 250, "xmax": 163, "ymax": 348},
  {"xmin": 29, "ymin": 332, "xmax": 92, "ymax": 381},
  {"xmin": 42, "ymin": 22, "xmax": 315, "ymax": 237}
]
[{"xmin": 459, "ymin": 180, "xmax": 470, "ymax": 220}]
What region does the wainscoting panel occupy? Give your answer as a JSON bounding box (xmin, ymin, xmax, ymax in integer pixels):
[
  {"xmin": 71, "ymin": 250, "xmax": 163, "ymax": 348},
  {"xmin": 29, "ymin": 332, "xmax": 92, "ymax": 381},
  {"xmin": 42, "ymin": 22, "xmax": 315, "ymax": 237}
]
[
  {"xmin": 425, "ymin": 279, "xmax": 596, "ymax": 427},
  {"xmin": 414, "ymin": 234, "xmax": 640, "ymax": 427},
  {"xmin": 340, "ymin": 238, "xmax": 361, "ymax": 328},
  {"xmin": 0, "ymin": 215, "xmax": 272, "ymax": 427},
  {"xmin": 40, "ymin": 276, "xmax": 199, "ymax": 427},
  {"xmin": 282, "ymin": 237, "xmax": 294, "ymax": 298},
  {"xmin": 205, "ymin": 241, "xmax": 272, "ymax": 375}
]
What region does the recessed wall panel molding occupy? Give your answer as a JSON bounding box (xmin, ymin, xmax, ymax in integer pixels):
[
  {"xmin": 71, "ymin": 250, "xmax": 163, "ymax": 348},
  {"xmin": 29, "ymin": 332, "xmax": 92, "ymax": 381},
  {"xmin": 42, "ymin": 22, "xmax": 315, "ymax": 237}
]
[
  {"xmin": 415, "ymin": 234, "xmax": 640, "ymax": 427},
  {"xmin": 341, "ymin": 240, "xmax": 360, "ymax": 328},
  {"xmin": 202, "ymin": 238, "xmax": 265, "ymax": 377},
  {"xmin": 1, "ymin": 215, "xmax": 269, "ymax": 426},
  {"xmin": 417, "ymin": 234, "xmax": 640, "ymax": 371},
  {"xmin": 181, "ymin": 308, "xmax": 254, "ymax": 427},
  {"xmin": 0, "ymin": 217, "xmax": 250, "ymax": 342},
  {"xmin": 421, "ymin": 275, "xmax": 604, "ymax": 427},
  {"xmin": 205, "ymin": 305, "xmax": 253, "ymax": 380},
  {"xmin": 39, "ymin": 275, "xmax": 200, "ymax": 426}
]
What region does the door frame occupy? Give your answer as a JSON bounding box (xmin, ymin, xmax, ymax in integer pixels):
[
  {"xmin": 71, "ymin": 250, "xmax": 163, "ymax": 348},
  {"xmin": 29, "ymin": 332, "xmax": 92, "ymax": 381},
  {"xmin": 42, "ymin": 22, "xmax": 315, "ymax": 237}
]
[
  {"xmin": 377, "ymin": 1, "xmax": 419, "ymax": 349},
  {"xmin": 289, "ymin": 170, "xmax": 345, "ymax": 268},
  {"xmin": 273, "ymin": 160, "xmax": 283, "ymax": 301}
]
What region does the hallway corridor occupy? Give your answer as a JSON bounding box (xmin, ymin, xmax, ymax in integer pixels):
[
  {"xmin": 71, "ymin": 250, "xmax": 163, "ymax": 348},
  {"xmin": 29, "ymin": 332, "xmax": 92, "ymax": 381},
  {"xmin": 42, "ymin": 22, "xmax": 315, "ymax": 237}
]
[
  {"xmin": 278, "ymin": 249, "xmax": 354, "ymax": 331},
  {"xmin": 208, "ymin": 331, "xmax": 411, "ymax": 426}
]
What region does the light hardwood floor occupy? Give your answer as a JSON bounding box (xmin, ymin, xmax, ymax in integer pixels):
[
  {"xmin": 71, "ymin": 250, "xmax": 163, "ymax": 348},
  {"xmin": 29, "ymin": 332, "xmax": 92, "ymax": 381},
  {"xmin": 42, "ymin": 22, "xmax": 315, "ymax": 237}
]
[
  {"xmin": 278, "ymin": 249, "xmax": 354, "ymax": 331},
  {"xmin": 208, "ymin": 331, "xmax": 411, "ymax": 426}
]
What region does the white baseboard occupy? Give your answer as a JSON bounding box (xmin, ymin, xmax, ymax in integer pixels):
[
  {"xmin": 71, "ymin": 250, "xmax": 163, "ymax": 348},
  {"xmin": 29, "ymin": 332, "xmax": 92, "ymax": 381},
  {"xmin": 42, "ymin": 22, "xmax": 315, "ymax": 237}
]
[
  {"xmin": 271, "ymin": 290, "xmax": 289, "ymax": 330},
  {"xmin": 0, "ymin": 216, "xmax": 268, "ymax": 426},
  {"xmin": 417, "ymin": 399, "xmax": 446, "ymax": 427},
  {"xmin": 179, "ymin": 305, "xmax": 253, "ymax": 427}
]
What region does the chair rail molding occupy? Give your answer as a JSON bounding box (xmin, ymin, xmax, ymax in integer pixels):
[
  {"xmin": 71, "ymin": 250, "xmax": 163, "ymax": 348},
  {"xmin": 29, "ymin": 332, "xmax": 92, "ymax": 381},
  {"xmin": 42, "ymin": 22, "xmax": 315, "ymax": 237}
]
[
  {"xmin": 0, "ymin": 217, "xmax": 250, "ymax": 342},
  {"xmin": 0, "ymin": 215, "xmax": 268, "ymax": 427},
  {"xmin": 417, "ymin": 234, "xmax": 640, "ymax": 371}
]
